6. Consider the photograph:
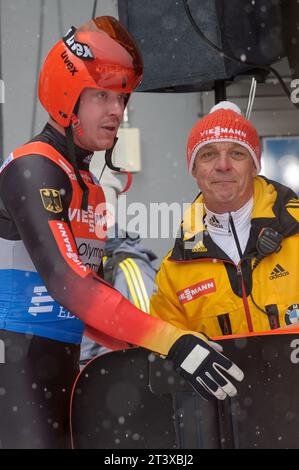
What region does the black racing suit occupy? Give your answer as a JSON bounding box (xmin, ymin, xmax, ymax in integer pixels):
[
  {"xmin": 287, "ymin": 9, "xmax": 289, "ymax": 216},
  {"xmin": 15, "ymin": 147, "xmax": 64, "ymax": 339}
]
[
  {"xmin": 0, "ymin": 123, "xmax": 190, "ymax": 448},
  {"xmin": 0, "ymin": 124, "xmax": 98, "ymax": 448}
]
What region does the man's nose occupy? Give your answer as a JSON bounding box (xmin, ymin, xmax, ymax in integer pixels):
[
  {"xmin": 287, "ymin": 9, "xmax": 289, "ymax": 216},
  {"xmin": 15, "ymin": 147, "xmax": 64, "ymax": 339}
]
[
  {"xmin": 109, "ymin": 97, "xmax": 125, "ymax": 117},
  {"xmin": 215, "ymin": 154, "xmax": 232, "ymax": 171}
]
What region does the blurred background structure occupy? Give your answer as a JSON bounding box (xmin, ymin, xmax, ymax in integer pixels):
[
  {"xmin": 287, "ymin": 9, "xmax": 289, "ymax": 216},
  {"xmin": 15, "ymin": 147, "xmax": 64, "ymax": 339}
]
[{"xmin": 0, "ymin": 0, "xmax": 298, "ymax": 260}]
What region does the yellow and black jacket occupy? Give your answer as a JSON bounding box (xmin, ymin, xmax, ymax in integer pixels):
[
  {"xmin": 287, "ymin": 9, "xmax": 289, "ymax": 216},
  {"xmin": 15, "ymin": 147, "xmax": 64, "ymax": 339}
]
[{"xmin": 150, "ymin": 176, "xmax": 299, "ymax": 337}]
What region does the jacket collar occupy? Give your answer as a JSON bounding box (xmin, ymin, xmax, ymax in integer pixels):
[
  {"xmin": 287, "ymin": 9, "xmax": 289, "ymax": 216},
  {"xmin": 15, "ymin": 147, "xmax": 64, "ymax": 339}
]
[{"xmin": 170, "ymin": 176, "xmax": 299, "ymax": 262}]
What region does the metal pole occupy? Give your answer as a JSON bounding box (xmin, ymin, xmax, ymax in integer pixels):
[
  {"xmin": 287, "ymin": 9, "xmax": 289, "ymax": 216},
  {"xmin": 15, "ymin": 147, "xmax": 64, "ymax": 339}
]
[
  {"xmin": 30, "ymin": 0, "xmax": 45, "ymax": 139},
  {"xmin": 214, "ymin": 80, "xmax": 227, "ymax": 104}
]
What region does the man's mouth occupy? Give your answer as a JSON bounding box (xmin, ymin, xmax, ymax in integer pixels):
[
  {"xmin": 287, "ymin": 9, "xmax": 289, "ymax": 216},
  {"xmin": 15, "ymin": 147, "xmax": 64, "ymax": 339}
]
[
  {"xmin": 102, "ymin": 125, "xmax": 117, "ymax": 133},
  {"xmin": 212, "ymin": 180, "xmax": 236, "ymax": 184}
]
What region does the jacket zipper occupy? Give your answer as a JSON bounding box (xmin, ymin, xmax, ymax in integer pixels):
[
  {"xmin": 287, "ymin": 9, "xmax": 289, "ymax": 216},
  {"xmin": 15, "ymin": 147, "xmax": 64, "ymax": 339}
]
[
  {"xmin": 229, "ymin": 213, "xmax": 253, "ymax": 332},
  {"xmin": 236, "ymin": 263, "xmax": 253, "ymax": 332}
]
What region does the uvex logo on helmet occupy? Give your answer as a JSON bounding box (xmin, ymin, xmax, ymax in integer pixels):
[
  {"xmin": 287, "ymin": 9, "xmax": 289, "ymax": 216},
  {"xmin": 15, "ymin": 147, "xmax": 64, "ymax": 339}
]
[
  {"xmin": 63, "ymin": 26, "xmax": 94, "ymax": 60},
  {"xmin": 60, "ymin": 52, "xmax": 79, "ymax": 76},
  {"xmin": 38, "ymin": 16, "xmax": 143, "ymax": 127}
]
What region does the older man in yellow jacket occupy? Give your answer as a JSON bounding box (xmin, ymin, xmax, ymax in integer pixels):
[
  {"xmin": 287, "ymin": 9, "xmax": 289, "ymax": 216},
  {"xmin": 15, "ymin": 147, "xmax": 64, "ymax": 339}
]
[{"xmin": 151, "ymin": 102, "xmax": 299, "ymax": 338}]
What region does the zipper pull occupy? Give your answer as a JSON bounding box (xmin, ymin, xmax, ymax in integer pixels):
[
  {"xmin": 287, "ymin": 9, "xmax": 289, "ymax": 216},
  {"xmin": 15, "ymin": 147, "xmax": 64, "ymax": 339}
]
[{"xmin": 236, "ymin": 263, "xmax": 243, "ymax": 296}]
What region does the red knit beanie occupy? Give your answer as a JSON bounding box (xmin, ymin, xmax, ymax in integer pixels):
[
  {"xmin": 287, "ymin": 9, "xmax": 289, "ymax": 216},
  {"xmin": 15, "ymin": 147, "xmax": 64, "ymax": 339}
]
[{"xmin": 186, "ymin": 101, "xmax": 261, "ymax": 174}]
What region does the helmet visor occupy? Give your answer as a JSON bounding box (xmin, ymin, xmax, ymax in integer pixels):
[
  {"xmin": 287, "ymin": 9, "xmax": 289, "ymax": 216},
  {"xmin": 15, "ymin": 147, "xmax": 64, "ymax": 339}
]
[{"xmin": 64, "ymin": 16, "xmax": 143, "ymax": 92}]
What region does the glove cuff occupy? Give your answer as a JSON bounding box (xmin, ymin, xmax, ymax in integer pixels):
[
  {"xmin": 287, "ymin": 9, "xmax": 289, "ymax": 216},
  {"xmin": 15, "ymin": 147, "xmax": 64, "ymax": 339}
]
[{"xmin": 166, "ymin": 334, "xmax": 209, "ymax": 367}]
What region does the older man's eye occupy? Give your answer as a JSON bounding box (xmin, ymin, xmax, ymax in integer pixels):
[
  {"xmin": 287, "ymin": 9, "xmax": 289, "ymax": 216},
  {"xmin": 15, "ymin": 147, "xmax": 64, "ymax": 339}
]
[
  {"xmin": 231, "ymin": 151, "xmax": 246, "ymax": 158},
  {"xmin": 201, "ymin": 152, "xmax": 217, "ymax": 161}
]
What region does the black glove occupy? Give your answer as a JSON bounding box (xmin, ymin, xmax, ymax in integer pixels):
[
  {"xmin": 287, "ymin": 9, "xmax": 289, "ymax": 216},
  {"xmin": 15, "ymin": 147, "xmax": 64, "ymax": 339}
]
[{"xmin": 167, "ymin": 334, "xmax": 244, "ymax": 400}]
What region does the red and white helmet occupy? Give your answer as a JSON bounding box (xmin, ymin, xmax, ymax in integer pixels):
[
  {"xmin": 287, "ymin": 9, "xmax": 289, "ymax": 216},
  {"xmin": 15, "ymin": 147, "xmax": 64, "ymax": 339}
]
[{"xmin": 39, "ymin": 16, "xmax": 143, "ymax": 127}]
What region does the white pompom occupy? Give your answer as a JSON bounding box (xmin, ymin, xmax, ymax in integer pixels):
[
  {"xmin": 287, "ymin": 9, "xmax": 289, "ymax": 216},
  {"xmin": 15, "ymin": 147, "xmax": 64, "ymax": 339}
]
[{"xmin": 209, "ymin": 101, "xmax": 242, "ymax": 115}]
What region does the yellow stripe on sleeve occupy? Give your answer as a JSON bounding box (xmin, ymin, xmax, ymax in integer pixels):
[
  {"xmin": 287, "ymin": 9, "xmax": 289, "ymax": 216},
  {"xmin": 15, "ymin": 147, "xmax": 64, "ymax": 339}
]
[
  {"xmin": 119, "ymin": 260, "xmax": 142, "ymax": 310},
  {"xmin": 125, "ymin": 258, "xmax": 150, "ymax": 313}
]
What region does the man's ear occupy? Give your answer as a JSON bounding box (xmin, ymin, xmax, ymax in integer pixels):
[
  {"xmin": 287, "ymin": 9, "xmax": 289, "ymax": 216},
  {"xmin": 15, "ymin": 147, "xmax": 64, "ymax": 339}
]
[{"xmin": 191, "ymin": 162, "xmax": 197, "ymax": 177}]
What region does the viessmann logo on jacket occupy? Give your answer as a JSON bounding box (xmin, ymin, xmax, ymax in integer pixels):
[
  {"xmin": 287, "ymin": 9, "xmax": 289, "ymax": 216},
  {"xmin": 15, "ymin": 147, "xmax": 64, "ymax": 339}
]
[
  {"xmin": 49, "ymin": 221, "xmax": 89, "ymax": 278},
  {"xmin": 177, "ymin": 279, "xmax": 216, "ymax": 304},
  {"xmin": 68, "ymin": 206, "xmax": 108, "ymax": 237}
]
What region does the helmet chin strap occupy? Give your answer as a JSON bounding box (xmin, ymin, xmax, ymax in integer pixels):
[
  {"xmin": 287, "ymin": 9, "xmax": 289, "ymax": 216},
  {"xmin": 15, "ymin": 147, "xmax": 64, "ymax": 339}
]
[
  {"xmin": 66, "ymin": 127, "xmax": 133, "ymax": 209},
  {"xmin": 65, "ymin": 125, "xmax": 89, "ymax": 211},
  {"xmin": 104, "ymin": 137, "xmax": 121, "ymax": 172},
  {"xmin": 103, "ymin": 137, "xmax": 133, "ymax": 194}
]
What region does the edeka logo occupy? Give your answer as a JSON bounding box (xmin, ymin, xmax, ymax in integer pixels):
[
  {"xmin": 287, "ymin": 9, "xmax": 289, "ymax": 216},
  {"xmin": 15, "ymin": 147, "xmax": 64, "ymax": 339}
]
[
  {"xmin": 61, "ymin": 51, "xmax": 79, "ymax": 76},
  {"xmin": 63, "ymin": 26, "xmax": 94, "ymax": 60},
  {"xmin": 177, "ymin": 279, "xmax": 216, "ymax": 304},
  {"xmin": 0, "ymin": 340, "xmax": 5, "ymax": 364}
]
